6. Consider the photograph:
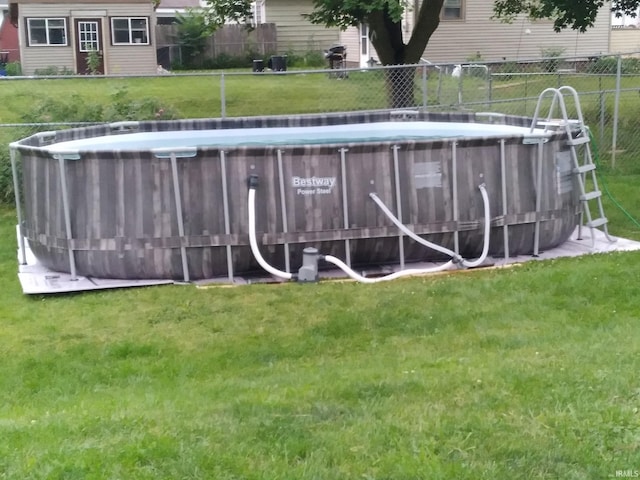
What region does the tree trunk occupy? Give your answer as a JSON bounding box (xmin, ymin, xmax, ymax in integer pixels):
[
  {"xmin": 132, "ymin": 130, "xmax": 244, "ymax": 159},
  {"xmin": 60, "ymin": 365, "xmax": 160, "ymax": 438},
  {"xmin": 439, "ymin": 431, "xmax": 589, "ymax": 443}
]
[
  {"xmin": 367, "ymin": 0, "xmax": 444, "ymax": 109},
  {"xmin": 386, "ymin": 66, "xmax": 417, "ymax": 109}
]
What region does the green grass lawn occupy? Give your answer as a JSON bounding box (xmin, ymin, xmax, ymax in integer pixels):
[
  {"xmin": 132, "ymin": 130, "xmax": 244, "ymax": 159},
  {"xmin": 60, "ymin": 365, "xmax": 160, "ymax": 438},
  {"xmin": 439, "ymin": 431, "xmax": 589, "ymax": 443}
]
[
  {"xmin": 2, "ymin": 204, "xmax": 640, "ymax": 479},
  {"xmin": 2, "ymin": 71, "xmax": 640, "ymax": 479}
]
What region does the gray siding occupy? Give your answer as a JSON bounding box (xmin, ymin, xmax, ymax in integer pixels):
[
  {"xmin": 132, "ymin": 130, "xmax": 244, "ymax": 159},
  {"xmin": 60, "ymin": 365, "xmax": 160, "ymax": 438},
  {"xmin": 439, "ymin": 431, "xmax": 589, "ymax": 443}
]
[
  {"xmin": 338, "ymin": 2, "xmax": 611, "ymax": 65},
  {"xmin": 266, "ymin": 0, "xmax": 339, "ymax": 53},
  {"xmin": 340, "ymin": 27, "xmax": 359, "ymax": 67},
  {"xmin": 424, "ymin": 3, "xmax": 611, "ymax": 63},
  {"xmin": 19, "ymin": 1, "xmax": 156, "ymax": 75},
  {"xmin": 610, "ymin": 27, "xmax": 640, "ymax": 55}
]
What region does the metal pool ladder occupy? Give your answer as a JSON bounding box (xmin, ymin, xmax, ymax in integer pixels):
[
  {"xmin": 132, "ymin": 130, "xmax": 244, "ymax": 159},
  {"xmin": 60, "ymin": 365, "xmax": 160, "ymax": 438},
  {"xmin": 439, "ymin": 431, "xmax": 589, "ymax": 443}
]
[{"xmin": 530, "ymin": 85, "xmax": 615, "ymax": 248}]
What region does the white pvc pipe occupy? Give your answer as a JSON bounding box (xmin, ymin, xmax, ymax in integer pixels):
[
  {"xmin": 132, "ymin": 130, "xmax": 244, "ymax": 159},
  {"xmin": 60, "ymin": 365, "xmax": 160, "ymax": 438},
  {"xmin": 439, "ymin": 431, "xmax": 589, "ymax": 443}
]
[
  {"xmin": 322, "ymin": 255, "xmax": 453, "ymax": 284},
  {"xmin": 248, "ymin": 187, "xmax": 293, "ymax": 280}
]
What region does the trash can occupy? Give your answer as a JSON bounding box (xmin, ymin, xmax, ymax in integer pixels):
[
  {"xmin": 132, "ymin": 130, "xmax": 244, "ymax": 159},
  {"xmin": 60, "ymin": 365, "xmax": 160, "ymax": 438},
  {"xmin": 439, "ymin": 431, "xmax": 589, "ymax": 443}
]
[
  {"xmin": 252, "ymin": 59, "xmax": 264, "ymax": 73},
  {"xmin": 269, "ymin": 55, "xmax": 287, "ymax": 72}
]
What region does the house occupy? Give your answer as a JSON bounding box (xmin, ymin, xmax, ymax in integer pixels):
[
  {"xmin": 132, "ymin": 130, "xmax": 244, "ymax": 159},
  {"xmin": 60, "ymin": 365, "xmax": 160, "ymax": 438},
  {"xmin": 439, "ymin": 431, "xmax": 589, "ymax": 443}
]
[
  {"xmin": 155, "ymin": 0, "xmax": 202, "ymax": 25},
  {"xmin": 420, "ymin": 0, "xmax": 612, "ymax": 63},
  {"xmin": 0, "ymin": 1, "xmax": 20, "ymax": 63},
  {"xmin": 9, "ymin": 0, "xmax": 158, "ymax": 75},
  {"xmin": 610, "ymin": 8, "xmax": 640, "ymax": 57},
  {"xmin": 258, "ymin": 0, "xmax": 338, "ymax": 54},
  {"xmin": 265, "ymin": 0, "xmax": 612, "ymax": 67}
]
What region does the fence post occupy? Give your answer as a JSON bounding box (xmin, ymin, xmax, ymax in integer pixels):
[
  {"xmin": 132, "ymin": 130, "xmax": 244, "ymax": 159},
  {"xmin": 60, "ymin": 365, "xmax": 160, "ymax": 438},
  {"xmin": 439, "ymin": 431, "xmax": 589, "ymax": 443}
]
[
  {"xmin": 220, "ymin": 72, "xmax": 226, "ymax": 118},
  {"xmin": 611, "ymin": 55, "xmax": 622, "ymax": 168},
  {"xmin": 421, "ymin": 64, "xmax": 428, "ymax": 109},
  {"xmin": 488, "ymin": 73, "xmax": 493, "ymax": 105},
  {"xmin": 457, "ymin": 67, "xmax": 463, "ymax": 106},
  {"xmin": 599, "ymin": 76, "xmax": 605, "ymax": 147}
]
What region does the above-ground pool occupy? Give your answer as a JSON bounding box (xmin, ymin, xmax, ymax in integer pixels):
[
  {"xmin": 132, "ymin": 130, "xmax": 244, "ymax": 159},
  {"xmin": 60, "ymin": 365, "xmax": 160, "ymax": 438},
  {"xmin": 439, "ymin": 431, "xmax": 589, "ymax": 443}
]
[{"xmin": 11, "ymin": 110, "xmax": 579, "ymax": 281}]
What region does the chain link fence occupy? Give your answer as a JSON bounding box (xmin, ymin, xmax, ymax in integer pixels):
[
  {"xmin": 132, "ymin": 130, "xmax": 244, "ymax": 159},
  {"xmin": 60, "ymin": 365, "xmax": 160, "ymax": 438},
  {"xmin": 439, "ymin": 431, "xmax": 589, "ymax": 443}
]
[
  {"xmin": 216, "ymin": 53, "xmax": 640, "ymax": 169},
  {"xmin": 1, "ymin": 52, "xmax": 639, "ymax": 170}
]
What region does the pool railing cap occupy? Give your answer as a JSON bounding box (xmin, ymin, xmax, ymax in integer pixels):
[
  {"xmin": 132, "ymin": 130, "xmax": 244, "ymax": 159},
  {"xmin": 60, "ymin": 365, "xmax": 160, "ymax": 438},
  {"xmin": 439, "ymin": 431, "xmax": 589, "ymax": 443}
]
[
  {"xmin": 522, "ymin": 131, "xmax": 553, "ymax": 143},
  {"xmin": 109, "ymin": 120, "xmax": 140, "ymax": 130},
  {"xmin": 50, "ymin": 151, "xmax": 81, "ymax": 160},
  {"xmin": 152, "ymin": 146, "xmax": 198, "ymax": 158}
]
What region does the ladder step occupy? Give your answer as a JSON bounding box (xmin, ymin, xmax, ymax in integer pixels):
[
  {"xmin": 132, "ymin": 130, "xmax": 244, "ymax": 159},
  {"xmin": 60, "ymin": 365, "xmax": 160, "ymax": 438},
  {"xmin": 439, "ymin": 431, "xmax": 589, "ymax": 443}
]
[
  {"xmin": 587, "ymin": 217, "xmax": 608, "ymax": 229},
  {"xmin": 574, "ymin": 164, "xmax": 596, "ymax": 174},
  {"xmin": 537, "ymin": 119, "xmax": 581, "ymax": 127},
  {"xmin": 567, "ymin": 136, "xmax": 590, "ymax": 146},
  {"xmin": 580, "ymin": 191, "xmax": 602, "ymax": 201}
]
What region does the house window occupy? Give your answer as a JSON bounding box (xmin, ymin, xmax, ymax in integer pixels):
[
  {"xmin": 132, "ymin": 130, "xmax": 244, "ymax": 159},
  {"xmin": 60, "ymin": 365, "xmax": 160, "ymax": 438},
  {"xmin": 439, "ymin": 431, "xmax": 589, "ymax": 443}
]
[
  {"xmin": 111, "ymin": 17, "xmax": 149, "ymax": 45},
  {"xmin": 442, "ymin": 0, "xmax": 464, "ymax": 20},
  {"xmin": 27, "ymin": 18, "xmax": 67, "ymax": 46}
]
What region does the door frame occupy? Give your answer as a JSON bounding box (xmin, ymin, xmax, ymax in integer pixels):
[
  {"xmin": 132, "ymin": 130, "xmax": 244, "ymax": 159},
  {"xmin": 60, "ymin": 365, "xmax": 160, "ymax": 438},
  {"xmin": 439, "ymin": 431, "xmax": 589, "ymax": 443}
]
[{"xmin": 74, "ymin": 18, "xmax": 105, "ymax": 74}]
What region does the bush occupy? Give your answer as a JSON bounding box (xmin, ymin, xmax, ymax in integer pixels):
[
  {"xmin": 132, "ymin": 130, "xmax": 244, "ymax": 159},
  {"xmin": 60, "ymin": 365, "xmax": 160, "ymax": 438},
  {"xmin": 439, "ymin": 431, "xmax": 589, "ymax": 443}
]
[
  {"xmin": 0, "ymin": 88, "xmax": 179, "ymax": 204},
  {"xmin": 33, "ymin": 66, "xmax": 75, "ymax": 76},
  {"xmin": 540, "ymin": 47, "xmax": 566, "ymax": 72},
  {"xmin": 586, "ymin": 56, "xmax": 640, "ymax": 75},
  {"xmin": 5, "ymin": 62, "xmax": 22, "ymax": 76},
  {"xmin": 286, "ymin": 50, "xmax": 326, "ymax": 68}
]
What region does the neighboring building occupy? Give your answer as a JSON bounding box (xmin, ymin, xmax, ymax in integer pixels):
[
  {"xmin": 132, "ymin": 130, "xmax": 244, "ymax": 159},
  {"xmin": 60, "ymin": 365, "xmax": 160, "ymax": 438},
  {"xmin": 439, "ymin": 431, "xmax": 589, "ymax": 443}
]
[
  {"xmin": 264, "ymin": 0, "xmax": 613, "ymax": 67},
  {"xmin": 610, "ymin": 8, "xmax": 640, "ymax": 56},
  {"xmin": 1, "ymin": 1, "xmax": 20, "ymax": 63},
  {"xmin": 9, "ymin": 0, "xmax": 158, "ymax": 75},
  {"xmin": 262, "ymin": 0, "xmax": 338, "ymax": 54},
  {"xmin": 422, "ymin": 0, "xmax": 612, "ymax": 63},
  {"xmin": 156, "ymin": 0, "xmax": 202, "ymax": 25}
]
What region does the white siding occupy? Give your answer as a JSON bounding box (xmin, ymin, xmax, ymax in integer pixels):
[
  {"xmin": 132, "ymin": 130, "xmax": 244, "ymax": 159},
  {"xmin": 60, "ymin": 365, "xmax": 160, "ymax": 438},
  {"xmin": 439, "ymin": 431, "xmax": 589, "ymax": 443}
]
[
  {"xmin": 340, "ymin": 27, "xmax": 359, "ymax": 67},
  {"xmin": 107, "ymin": 44, "xmax": 157, "ymax": 74},
  {"xmin": 266, "ymin": 0, "xmax": 339, "ymax": 53},
  {"xmin": 424, "ymin": 2, "xmax": 611, "ymax": 63},
  {"xmin": 19, "ymin": 2, "xmax": 156, "ymax": 75},
  {"xmin": 610, "ymin": 27, "xmax": 640, "ymax": 56}
]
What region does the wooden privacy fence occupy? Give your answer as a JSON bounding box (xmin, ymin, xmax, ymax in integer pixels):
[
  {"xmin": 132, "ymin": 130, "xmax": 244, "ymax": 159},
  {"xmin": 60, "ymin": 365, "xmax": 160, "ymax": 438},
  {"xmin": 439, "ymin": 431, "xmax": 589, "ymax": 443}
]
[{"xmin": 156, "ymin": 23, "xmax": 278, "ymax": 67}]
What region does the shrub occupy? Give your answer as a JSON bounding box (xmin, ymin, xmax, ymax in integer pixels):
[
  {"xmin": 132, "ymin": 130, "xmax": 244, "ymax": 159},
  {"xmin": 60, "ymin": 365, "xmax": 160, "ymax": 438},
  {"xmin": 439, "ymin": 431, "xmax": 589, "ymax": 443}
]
[
  {"xmin": 586, "ymin": 56, "xmax": 640, "ymax": 75},
  {"xmin": 540, "ymin": 47, "xmax": 566, "ymax": 72},
  {"xmin": 33, "ymin": 66, "xmax": 75, "ymax": 76},
  {"xmin": 5, "ymin": 62, "xmax": 22, "ymax": 76},
  {"xmin": 0, "ymin": 88, "xmax": 179, "ymax": 203},
  {"xmin": 175, "ymin": 9, "xmax": 211, "ymax": 68}
]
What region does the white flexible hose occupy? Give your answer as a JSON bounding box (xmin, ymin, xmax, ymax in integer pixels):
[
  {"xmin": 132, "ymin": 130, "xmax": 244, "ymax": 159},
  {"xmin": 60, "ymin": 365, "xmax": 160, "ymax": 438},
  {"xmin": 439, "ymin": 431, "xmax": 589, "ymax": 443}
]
[
  {"xmin": 369, "ymin": 192, "xmax": 461, "ymax": 261},
  {"xmin": 322, "ymin": 255, "xmax": 454, "ymax": 284},
  {"xmin": 460, "ymin": 184, "xmax": 491, "ymax": 268},
  {"xmin": 369, "ymin": 183, "xmax": 491, "ymax": 268},
  {"xmin": 248, "ymin": 188, "xmax": 293, "ymax": 280}
]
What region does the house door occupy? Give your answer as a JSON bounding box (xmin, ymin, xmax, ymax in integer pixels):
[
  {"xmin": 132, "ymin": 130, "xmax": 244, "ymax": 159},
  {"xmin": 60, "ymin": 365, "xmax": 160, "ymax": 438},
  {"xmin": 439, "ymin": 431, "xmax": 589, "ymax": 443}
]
[
  {"xmin": 75, "ymin": 19, "xmax": 104, "ymax": 74},
  {"xmin": 359, "ymin": 23, "xmax": 370, "ymax": 68}
]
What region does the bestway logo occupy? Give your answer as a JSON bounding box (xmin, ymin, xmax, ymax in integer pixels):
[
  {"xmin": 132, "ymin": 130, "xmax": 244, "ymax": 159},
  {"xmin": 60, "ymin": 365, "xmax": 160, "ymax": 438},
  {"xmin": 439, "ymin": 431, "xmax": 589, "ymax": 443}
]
[
  {"xmin": 291, "ymin": 176, "xmax": 337, "ymax": 195},
  {"xmin": 291, "ymin": 176, "xmax": 336, "ymax": 188}
]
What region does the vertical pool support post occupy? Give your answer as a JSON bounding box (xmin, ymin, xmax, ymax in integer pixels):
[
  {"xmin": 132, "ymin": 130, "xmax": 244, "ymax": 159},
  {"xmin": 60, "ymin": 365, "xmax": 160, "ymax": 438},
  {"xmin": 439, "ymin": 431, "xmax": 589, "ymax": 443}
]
[
  {"xmin": 169, "ymin": 152, "xmax": 190, "ymax": 282},
  {"xmin": 276, "ymin": 149, "xmax": 291, "ymax": 273},
  {"xmin": 532, "ymin": 138, "xmax": 545, "ymax": 257},
  {"xmin": 499, "ymin": 139, "xmax": 510, "ymax": 260},
  {"xmin": 391, "ymin": 144, "xmax": 405, "ymax": 269},
  {"xmin": 55, "ymin": 154, "xmax": 77, "ymax": 280},
  {"xmin": 339, "ymin": 148, "xmax": 351, "ymax": 267},
  {"xmin": 10, "ymin": 144, "xmax": 27, "ymax": 266},
  {"xmin": 219, "ymin": 150, "xmax": 235, "ymax": 281},
  {"xmin": 451, "ymin": 141, "xmax": 460, "ymax": 255}
]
